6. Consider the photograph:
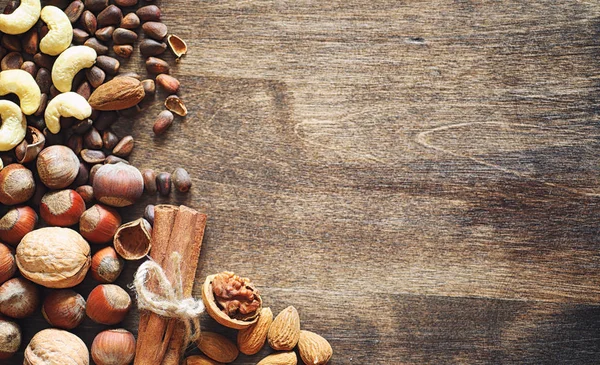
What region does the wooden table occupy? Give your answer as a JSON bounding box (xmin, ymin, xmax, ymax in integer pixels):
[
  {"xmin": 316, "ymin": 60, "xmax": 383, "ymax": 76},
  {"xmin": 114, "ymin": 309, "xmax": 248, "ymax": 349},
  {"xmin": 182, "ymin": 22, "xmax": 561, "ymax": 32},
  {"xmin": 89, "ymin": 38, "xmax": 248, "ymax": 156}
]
[{"xmin": 10, "ymin": 0, "xmax": 600, "ymax": 364}]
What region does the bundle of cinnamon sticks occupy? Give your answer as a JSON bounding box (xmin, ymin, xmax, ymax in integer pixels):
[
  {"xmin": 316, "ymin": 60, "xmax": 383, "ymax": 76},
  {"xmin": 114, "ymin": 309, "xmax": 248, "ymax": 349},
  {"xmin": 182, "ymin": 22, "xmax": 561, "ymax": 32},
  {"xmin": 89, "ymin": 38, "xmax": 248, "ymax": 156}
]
[{"xmin": 134, "ymin": 205, "xmax": 207, "ymax": 365}]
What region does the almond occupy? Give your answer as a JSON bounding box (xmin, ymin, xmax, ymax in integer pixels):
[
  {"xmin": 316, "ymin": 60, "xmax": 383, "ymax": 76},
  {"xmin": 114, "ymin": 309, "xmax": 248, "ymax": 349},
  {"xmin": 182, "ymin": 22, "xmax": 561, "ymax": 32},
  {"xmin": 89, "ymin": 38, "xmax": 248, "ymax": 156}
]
[
  {"xmin": 257, "ymin": 351, "xmax": 297, "ymax": 365},
  {"xmin": 298, "ymin": 330, "xmax": 333, "ymax": 365},
  {"xmin": 267, "ymin": 306, "xmax": 301, "ymax": 351},
  {"xmin": 88, "ymin": 76, "xmax": 145, "ymax": 111},
  {"xmin": 184, "ymin": 354, "xmax": 224, "ymax": 365},
  {"xmin": 196, "ymin": 332, "xmax": 238, "ymax": 363},
  {"xmin": 238, "ymin": 307, "xmax": 273, "ymax": 355}
]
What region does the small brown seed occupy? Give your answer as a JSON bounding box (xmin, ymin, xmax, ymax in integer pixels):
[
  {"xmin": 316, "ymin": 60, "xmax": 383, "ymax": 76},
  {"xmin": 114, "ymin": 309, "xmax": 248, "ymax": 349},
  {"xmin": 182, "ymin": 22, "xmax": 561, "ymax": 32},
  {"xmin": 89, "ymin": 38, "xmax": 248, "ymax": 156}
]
[
  {"xmin": 33, "ymin": 53, "xmax": 54, "ymax": 70},
  {"xmin": 89, "ymin": 164, "xmax": 102, "ymax": 185},
  {"xmin": 39, "ymin": 25, "xmax": 49, "ymax": 39},
  {"xmin": 146, "ymin": 57, "xmax": 169, "ymax": 74},
  {"xmin": 95, "ymin": 26, "xmax": 115, "ymax": 42},
  {"xmin": 35, "ymin": 67, "xmax": 51, "ymax": 94},
  {"xmin": 86, "ymin": 66, "xmax": 105, "ymax": 88},
  {"xmin": 60, "ymin": 117, "xmax": 76, "ymax": 130},
  {"xmin": 112, "ymin": 136, "xmax": 134, "ymax": 158},
  {"xmin": 152, "ymin": 110, "xmax": 173, "ymax": 135},
  {"xmin": 76, "ymin": 81, "xmax": 92, "ymax": 100},
  {"xmin": 104, "ymin": 155, "xmax": 129, "ymax": 164},
  {"xmin": 50, "ymin": 85, "xmax": 60, "ymax": 99},
  {"xmin": 72, "ymin": 28, "xmax": 90, "ymax": 44},
  {"xmin": 167, "ymin": 34, "xmax": 188, "ymax": 59},
  {"xmin": 66, "ymin": 134, "xmax": 83, "ymax": 155},
  {"xmin": 97, "ymin": 5, "xmax": 122, "ymax": 27},
  {"xmin": 96, "ymin": 55, "xmax": 120, "ymax": 75},
  {"xmin": 84, "ymin": 128, "xmax": 103, "ymax": 149},
  {"xmin": 34, "ymin": 93, "xmax": 48, "ymax": 117},
  {"xmin": 81, "ymin": 149, "xmax": 106, "ymax": 164},
  {"xmin": 141, "ymin": 79, "xmax": 155, "ymax": 97},
  {"xmin": 156, "ymin": 74, "xmax": 180, "ymax": 94},
  {"xmin": 102, "ymin": 129, "xmax": 119, "ymax": 150},
  {"xmin": 156, "ymin": 172, "xmax": 171, "ymax": 196},
  {"xmin": 84, "ymin": 0, "xmax": 108, "ymax": 13},
  {"xmin": 76, "ymin": 185, "xmax": 94, "ymax": 204},
  {"xmin": 72, "ymin": 118, "xmax": 93, "ymax": 135},
  {"xmin": 113, "ymin": 28, "xmax": 137, "ymax": 45},
  {"xmin": 80, "ymin": 10, "xmax": 97, "ymax": 34},
  {"xmin": 142, "ymin": 21, "xmax": 167, "ymax": 40},
  {"xmin": 120, "ymin": 13, "xmax": 140, "ymax": 29},
  {"xmin": 143, "ymin": 204, "xmax": 154, "ymax": 225},
  {"xmin": 46, "ymin": 0, "xmax": 70, "ymax": 9},
  {"xmin": 141, "ymin": 169, "xmax": 157, "ymax": 193},
  {"xmin": 136, "ymin": 5, "xmax": 161, "ymax": 21},
  {"xmin": 113, "ymin": 44, "xmax": 133, "ymax": 59},
  {"xmin": 20, "ymin": 61, "xmax": 37, "ymax": 76},
  {"xmin": 2, "ymin": 34, "xmax": 21, "ymax": 51},
  {"xmin": 3, "ymin": 0, "xmax": 18, "ymax": 14},
  {"xmin": 115, "ymin": 0, "xmax": 138, "ymax": 6},
  {"xmin": 165, "ymin": 95, "xmax": 187, "ymax": 116},
  {"xmin": 139, "ymin": 38, "xmax": 166, "ymax": 57},
  {"xmin": 172, "ymin": 168, "xmax": 191, "ymax": 193},
  {"xmin": 1, "ymin": 52, "xmax": 23, "ymax": 70},
  {"xmin": 22, "ymin": 28, "xmax": 39, "ymax": 55},
  {"xmin": 65, "ymin": 0, "xmax": 84, "ymax": 23},
  {"xmin": 84, "ymin": 37, "xmax": 109, "ymax": 55},
  {"xmin": 94, "ymin": 111, "xmax": 118, "ymax": 131},
  {"xmin": 73, "ymin": 162, "xmax": 90, "ymax": 187}
]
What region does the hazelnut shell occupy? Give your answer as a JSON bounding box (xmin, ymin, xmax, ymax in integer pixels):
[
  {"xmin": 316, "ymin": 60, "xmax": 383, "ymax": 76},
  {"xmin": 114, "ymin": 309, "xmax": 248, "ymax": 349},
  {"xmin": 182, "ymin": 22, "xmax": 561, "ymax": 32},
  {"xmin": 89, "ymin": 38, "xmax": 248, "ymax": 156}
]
[
  {"xmin": 86, "ymin": 284, "xmax": 131, "ymax": 325},
  {"xmin": 0, "ymin": 206, "xmax": 37, "ymax": 245},
  {"xmin": 201, "ymin": 274, "xmax": 261, "ymax": 329}
]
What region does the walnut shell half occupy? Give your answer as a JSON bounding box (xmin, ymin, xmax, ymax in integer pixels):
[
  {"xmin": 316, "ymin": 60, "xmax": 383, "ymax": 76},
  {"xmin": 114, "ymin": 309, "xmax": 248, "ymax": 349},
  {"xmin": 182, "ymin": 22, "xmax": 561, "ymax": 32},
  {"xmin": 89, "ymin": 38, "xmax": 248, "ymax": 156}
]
[{"xmin": 202, "ymin": 272, "xmax": 262, "ymax": 329}]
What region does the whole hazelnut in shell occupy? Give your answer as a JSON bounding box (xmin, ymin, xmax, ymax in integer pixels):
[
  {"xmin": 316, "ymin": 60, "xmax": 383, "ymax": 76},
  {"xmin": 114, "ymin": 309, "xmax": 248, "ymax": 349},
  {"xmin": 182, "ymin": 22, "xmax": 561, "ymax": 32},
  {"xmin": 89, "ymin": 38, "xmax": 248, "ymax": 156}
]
[
  {"xmin": 0, "ymin": 243, "xmax": 16, "ymax": 285},
  {"xmin": 0, "ymin": 206, "xmax": 37, "ymax": 245},
  {"xmin": 40, "ymin": 189, "xmax": 86, "ymax": 227},
  {"xmin": 36, "ymin": 145, "xmax": 80, "ymax": 189},
  {"xmin": 16, "ymin": 227, "xmax": 91, "ymax": 288},
  {"xmin": 86, "ymin": 284, "xmax": 131, "ymax": 325},
  {"xmin": 0, "ymin": 316, "xmax": 20, "ymax": 359},
  {"xmin": 0, "ymin": 277, "xmax": 39, "ymax": 318},
  {"xmin": 42, "ymin": 289, "xmax": 86, "ymax": 329},
  {"xmin": 0, "ymin": 164, "xmax": 35, "ymax": 205},
  {"xmin": 93, "ymin": 162, "xmax": 144, "ymax": 207},
  {"xmin": 80, "ymin": 204, "xmax": 122, "ymax": 244},
  {"xmin": 24, "ymin": 328, "xmax": 89, "ymax": 365},
  {"xmin": 91, "ymin": 328, "xmax": 136, "ymax": 365}
]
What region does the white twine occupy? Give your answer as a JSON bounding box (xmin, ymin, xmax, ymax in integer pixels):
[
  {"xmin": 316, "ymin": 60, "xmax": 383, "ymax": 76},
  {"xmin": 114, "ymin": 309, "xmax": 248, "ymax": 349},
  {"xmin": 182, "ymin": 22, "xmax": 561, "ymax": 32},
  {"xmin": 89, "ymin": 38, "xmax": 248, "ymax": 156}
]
[{"xmin": 131, "ymin": 252, "xmax": 205, "ymax": 342}]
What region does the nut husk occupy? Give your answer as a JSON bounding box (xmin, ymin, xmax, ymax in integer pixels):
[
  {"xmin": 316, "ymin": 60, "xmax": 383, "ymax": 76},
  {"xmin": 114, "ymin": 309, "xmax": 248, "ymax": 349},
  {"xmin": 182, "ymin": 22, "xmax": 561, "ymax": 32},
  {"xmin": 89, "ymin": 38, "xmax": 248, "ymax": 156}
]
[{"xmin": 201, "ymin": 274, "xmax": 261, "ymax": 329}]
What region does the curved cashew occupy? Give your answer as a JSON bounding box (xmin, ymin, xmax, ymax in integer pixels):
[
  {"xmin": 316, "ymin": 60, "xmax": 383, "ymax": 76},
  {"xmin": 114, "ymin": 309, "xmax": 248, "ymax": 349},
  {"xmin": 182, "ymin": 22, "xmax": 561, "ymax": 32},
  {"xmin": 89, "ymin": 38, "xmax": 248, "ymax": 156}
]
[
  {"xmin": 0, "ymin": 0, "xmax": 41, "ymax": 35},
  {"xmin": 39, "ymin": 6, "xmax": 72, "ymax": 56},
  {"xmin": 0, "ymin": 69, "xmax": 41, "ymax": 115},
  {"xmin": 0, "ymin": 100, "xmax": 27, "ymax": 152},
  {"xmin": 52, "ymin": 46, "xmax": 97, "ymax": 93},
  {"xmin": 44, "ymin": 92, "xmax": 92, "ymax": 134}
]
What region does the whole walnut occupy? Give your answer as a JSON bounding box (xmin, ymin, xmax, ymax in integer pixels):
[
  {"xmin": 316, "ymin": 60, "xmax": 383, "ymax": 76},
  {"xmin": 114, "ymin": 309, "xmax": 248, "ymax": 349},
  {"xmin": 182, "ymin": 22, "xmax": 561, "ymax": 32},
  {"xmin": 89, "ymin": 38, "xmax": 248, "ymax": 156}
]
[
  {"xmin": 24, "ymin": 328, "xmax": 89, "ymax": 365},
  {"xmin": 16, "ymin": 227, "xmax": 91, "ymax": 288}
]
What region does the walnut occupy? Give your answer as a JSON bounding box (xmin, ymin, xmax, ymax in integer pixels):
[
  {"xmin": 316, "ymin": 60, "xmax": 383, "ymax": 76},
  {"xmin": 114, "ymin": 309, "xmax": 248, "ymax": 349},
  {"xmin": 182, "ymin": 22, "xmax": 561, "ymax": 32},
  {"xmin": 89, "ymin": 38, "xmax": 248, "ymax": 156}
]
[
  {"xmin": 24, "ymin": 328, "xmax": 89, "ymax": 365},
  {"xmin": 212, "ymin": 272, "xmax": 261, "ymax": 318}
]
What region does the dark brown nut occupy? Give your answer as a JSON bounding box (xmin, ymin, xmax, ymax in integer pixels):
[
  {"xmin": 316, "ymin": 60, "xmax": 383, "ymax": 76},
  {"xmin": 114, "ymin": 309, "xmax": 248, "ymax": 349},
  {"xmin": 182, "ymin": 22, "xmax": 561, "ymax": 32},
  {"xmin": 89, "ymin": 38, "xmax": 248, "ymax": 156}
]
[
  {"xmin": 165, "ymin": 95, "xmax": 187, "ymax": 116},
  {"xmin": 143, "ymin": 204, "xmax": 154, "ymax": 225},
  {"xmin": 90, "ymin": 246, "xmax": 123, "ymax": 282},
  {"xmin": 50, "ymin": 85, "xmax": 60, "ymax": 99},
  {"xmin": 145, "ymin": 57, "xmax": 169, "ymax": 74},
  {"xmin": 142, "ymin": 21, "xmax": 167, "ymax": 40},
  {"xmin": 152, "ymin": 110, "xmax": 173, "ymax": 135},
  {"xmin": 139, "ymin": 38, "xmax": 166, "ymax": 57},
  {"xmin": 22, "ymin": 29, "xmax": 39, "ymax": 55},
  {"xmin": 73, "ymin": 162, "xmax": 90, "ymax": 187},
  {"xmin": 45, "ymin": 0, "xmax": 70, "ymax": 8},
  {"xmin": 112, "ymin": 136, "xmax": 134, "ymax": 158},
  {"xmin": 0, "ymin": 277, "xmax": 39, "ymax": 319},
  {"xmin": 66, "ymin": 134, "xmax": 83, "ymax": 155},
  {"xmin": 3, "ymin": 0, "xmax": 18, "ymax": 14},
  {"xmin": 0, "ymin": 48, "xmax": 7, "ymax": 64},
  {"xmin": 39, "ymin": 25, "xmax": 49, "ymax": 39},
  {"xmin": 81, "ymin": 149, "xmax": 106, "ymax": 164},
  {"xmin": 96, "ymin": 55, "xmax": 120, "ymax": 75},
  {"xmin": 115, "ymin": 0, "xmax": 138, "ymax": 6},
  {"xmin": 72, "ymin": 28, "xmax": 90, "ymax": 44},
  {"xmin": 35, "ymin": 67, "xmax": 51, "ymax": 94},
  {"xmin": 84, "ymin": 127, "xmax": 103, "ymax": 149},
  {"xmin": 84, "ymin": 0, "xmax": 108, "ymax": 13},
  {"xmin": 97, "ymin": 5, "xmax": 122, "ymax": 27},
  {"xmin": 93, "ymin": 163, "xmax": 144, "ymax": 207},
  {"xmin": 72, "ymin": 118, "xmax": 93, "ymax": 135},
  {"xmin": 141, "ymin": 79, "xmax": 155, "ymax": 98},
  {"xmin": 112, "ymin": 28, "xmax": 137, "ymax": 45},
  {"xmin": 34, "ymin": 93, "xmax": 48, "ymax": 117},
  {"xmin": 104, "ymin": 155, "xmax": 129, "ymax": 164},
  {"xmin": 95, "ymin": 26, "xmax": 115, "ymax": 42},
  {"xmin": 65, "ymin": 0, "xmax": 85, "ymax": 23},
  {"xmin": 60, "ymin": 117, "xmax": 76, "ymax": 130},
  {"xmin": 1, "ymin": 35, "xmax": 21, "ymax": 52},
  {"xmin": 172, "ymin": 168, "xmax": 192, "ymax": 193},
  {"xmin": 15, "ymin": 127, "xmax": 45, "ymax": 164},
  {"xmin": 156, "ymin": 74, "xmax": 180, "ymax": 94},
  {"xmin": 80, "ymin": 10, "xmax": 97, "ymax": 34},
  {"xmin": 141, "ymin": 169, "xmax": 156, "ymax": 193},
  {"xmin": 33, "ymin": 53, "xmax": 54, "ymax": 70},
  {"xmin": 136, "ymin": 5, "xmax": 161, "ymax": 21},
  {"xmin": 84, "ymin": 37, "xmax": 109, "ymax": 55},
  {"xmin": 1, "ymin": 52, "xmax": 22, "ymax": 70},
  {"xmin": 76, "ymin": 81, "xmax": 92, "ymax": 100},
  {"xmin": 21, "ymin": 61, "xmax": 37, "ymax": 77},
  {"xmin": 94, "ymin": 111, "xmax": 118, "ymax": 131},
  {"xmin": 156, "ymin": 172, "xmax": 171, "ymax": 196},
  {"xmin": 86, "ymin": 66, "xmax": 105, "ymax": 88},
  {"xmin": 102, "ymin": 129, "xmax": 119, "ymax": 150},
  {"xmin": 120, "ymin": 12, "xmax": 140, "ymax": 29},
  {"xmin": 113, "ymin": 44, "xmax": 133, "ymax": 59},
  {"xmin": 0, "ymin": 164, "xmax": 35, "ymax": 205},
  {"xmin": 76, "ymin": 185, "xmax": 94, "ymax": 204}
]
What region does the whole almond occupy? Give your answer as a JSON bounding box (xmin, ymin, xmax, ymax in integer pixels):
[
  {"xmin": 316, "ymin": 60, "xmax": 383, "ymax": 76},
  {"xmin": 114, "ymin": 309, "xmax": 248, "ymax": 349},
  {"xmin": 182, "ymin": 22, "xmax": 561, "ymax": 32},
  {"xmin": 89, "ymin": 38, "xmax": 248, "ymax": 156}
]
[
  {"xmin": 88, "ymin": 77, "xmax": 145, "ymax": 110},
  {"xmin": 196, "ymin": 332, "xmax": 238, "ymax": 363},
  {"xmin": 257, "ymin": 352, "xmax": 297, "ymax": 365},
  {"xmin": 184, "ymin": 354, "xmax": 224, "ymax": 365},
  {"xmin": 298, "ymin": 330, "xmax": 333, "ymax": 365},
  {"xmin": 238, "ymin": 307, "xmax": 273, "ymax": 355},
  {"xmin": 267, "ymin": 306, "xmax": 301, "ymax": 351}
]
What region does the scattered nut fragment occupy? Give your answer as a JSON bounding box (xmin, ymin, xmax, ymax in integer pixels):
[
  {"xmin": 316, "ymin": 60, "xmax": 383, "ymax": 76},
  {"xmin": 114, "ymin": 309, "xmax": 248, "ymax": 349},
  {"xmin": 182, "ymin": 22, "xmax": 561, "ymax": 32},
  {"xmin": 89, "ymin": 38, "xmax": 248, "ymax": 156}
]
[
  {"xmin": 39, "ymin": 5, "xmax": 73, "ymax": 56},
  {"xmin": 15, "ymin": 126, "xmax": 45, "ymax": 163},
  {"xmin": 52, "ymin": 45, "xmax": 97, "ymax": 92},
  {"xmin": 44, "ymin": 92, "xmax": 92, "ymax": 134},
  {"xmin": 0, "ymin": 69, "xmax": 41, "ymax": 115},
  {"xmin": 165, "ymin": 94, "xmax": 187, "ymax": 116},
  {"xmin": 167, "ymin": 34, "xmax": 188, "ymax": 59},
  {"xmin": 0, "ymin": 0, "xmax": 41, "ymax": 35},
  {"xmin": 24, "ymin": 328, "xmax": 89, "ymax": 365}
]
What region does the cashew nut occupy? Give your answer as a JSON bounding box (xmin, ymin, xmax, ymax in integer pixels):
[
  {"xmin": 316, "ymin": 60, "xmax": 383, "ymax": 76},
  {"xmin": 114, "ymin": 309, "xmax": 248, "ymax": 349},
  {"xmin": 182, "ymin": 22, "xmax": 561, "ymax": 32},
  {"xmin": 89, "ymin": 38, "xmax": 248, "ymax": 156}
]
[
  {"xmin": 44, "ymin": 92, "xmax": 92, "ymax": 134},
  {"xmin": 0, "ymin": 69, "xmax": 41, "ymax": 115},
  {"xmin": 52, "ymin": 46, "xmax": 97, "ymax": 93},
  {"xmin": 0, "ymin": 0, "xmax": 41, "ymax": 35},
  {"xmin": 39, "ymin": 6, "xmax": 72, "ymax": 56},
  {"xmin": 0, "ymin": 100, "xmax": 27, "ymax": 152}
]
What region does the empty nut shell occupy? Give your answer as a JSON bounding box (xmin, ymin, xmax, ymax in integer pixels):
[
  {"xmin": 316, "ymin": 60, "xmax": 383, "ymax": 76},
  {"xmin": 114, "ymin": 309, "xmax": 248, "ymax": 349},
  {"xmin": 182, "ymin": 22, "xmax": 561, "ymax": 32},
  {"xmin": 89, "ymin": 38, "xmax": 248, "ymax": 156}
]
[
  {"xmin": 113, "ymin": 218, "xmax": 152, "ymax": 260},
  {"xmin": 165, "ymin": 95, "xmax": 187, "ymax": 116},
  {"xmin": 167, "ymin": 34, "xmax": 188, "ymax": 59}
]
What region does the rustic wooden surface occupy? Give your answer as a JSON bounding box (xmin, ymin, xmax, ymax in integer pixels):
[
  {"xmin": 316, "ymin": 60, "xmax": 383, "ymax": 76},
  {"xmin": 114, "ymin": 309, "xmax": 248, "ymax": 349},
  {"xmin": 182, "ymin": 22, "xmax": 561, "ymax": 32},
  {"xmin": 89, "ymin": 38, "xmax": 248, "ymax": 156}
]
[{"xmin": 8, "ymin": 0, "xmax": 600, "ymax": 364}]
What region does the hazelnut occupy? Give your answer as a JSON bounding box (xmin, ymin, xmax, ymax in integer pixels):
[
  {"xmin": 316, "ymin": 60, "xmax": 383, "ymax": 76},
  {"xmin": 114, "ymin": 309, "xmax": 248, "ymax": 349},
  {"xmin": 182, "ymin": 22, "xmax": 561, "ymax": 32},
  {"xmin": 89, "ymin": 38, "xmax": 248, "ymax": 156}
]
[
  {"xmin": 0, "ymin": 277, "xmax": 39, "ymax": 318},
  {"xmin": 80, "ymin": 204, "xmax": 122, "ymax": 243},
  {"xmin": 16, "ymin": 227, "xmax": 91, "ymax": 288},
  {"xmin": 42, "ymin": 289, "xmax": 86, "ymax": 330},
  {"xmin": 40, "ymin": 189, "xmax": 86, "ymax": 227},
  {"xmin": 86, "ymin": 284, "xmax": 131, "ymax": 325},
  {"xmin": 24, "ymin": 328, "xmax": 89, "ymax": 365},
  {"xmin": 0, "ymin": 164, "xmax": 35, "ymax": 205},
  {"xmin": 0, "ymin": 243, "xmax": 16, "ymax": 285},
  {"xmin": 76, "ymin": 185, "xmax": 94, "ymax": 204},
  {"xmin": 92, "ymin": 162, "xmax": 144, "ymax": 207},
  {"xmin": 91, "ymin": 328, "xmax": 136, "ymax": 365},
  {"xmin": 37, "ymin": 145, "xmax": 80, "ymax": 189},
  {"xmin": 0, "ymin": 205, "xmax": 37, "ymax": 245},
  {"xmin": 91, "ymin": 246, "xmax": 124, "ymax": 283},
  {"xmin": 0, "ymin": 316, "xmax": 20, "ymax": 359}
]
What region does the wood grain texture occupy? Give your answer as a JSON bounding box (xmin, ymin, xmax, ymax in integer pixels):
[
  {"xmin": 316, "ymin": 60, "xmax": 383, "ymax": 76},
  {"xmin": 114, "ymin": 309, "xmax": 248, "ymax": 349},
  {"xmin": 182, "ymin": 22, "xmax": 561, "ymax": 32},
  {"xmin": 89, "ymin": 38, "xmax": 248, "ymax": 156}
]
[{"xmin": 7, "ymin": 0, "xmax": 600, "ymax": 364}]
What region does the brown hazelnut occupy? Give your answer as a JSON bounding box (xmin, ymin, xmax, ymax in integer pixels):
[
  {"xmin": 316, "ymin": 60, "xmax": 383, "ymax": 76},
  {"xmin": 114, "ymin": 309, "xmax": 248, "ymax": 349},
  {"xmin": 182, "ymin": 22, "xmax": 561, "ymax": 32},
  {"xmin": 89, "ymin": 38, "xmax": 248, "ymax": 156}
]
[
  {"xmin": 79, "ymin": 204, "xmax": 121, "ymax": 244},
  {"xmin": 0, "ymin": 164, "xmax": 35, "ymax": 205},
  {"xmin": 86, "ymin": 284, "xmax": 131, "ymax": 325},
  {"xmin": 0, "ymin": 244, "xmax": 16, "ymax": 285},
  {"xmin": 37, "ymin": 145, "xmax": 80, "ymax": 189},
  {"xmin": 91, "ymin": 328, "xmax": 136, "ymax": 365},
  {"xmin": 92, "ymin": 162, "xmax": 144, "ymax": 207},
  {"xmin": 76, "ymin": 185, "xmax": 94, "ymax": 204},
  {"xmin": 24, "ymin": 328, "xmax": 89, "ymax": 365},
  {"xmin": 91, "ymin": 246, "xmax": 124, "ymax": 283},
  {"xmin": 0, "ymin": 277, "xmax": 39, "ymax": 318},
  {"xmin": 42, "ymin": 289, "xmax": 86, "ymax": 329},
  {"xmin": 0, "ymin": 205, "xmax": 37, "ymax": 245},
  {"xmin": 40, "ymin": 189, "xmax": 86, "ymax": 227},
  {"xmin": 0, "ymin": 316, "xmax": 20, "ymax": 359}
]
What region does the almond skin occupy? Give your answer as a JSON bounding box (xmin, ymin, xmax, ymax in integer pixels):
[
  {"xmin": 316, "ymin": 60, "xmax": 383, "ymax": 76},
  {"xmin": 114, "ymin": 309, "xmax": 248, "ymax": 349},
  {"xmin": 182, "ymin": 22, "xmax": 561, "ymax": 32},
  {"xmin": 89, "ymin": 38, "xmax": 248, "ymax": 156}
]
[
  {"xmin": 196, "ymin": 332, "xmax": 238, "ymax": 363},
  {"xmin": 267, "ymin": 306, "xmax": 301, "ymax": 351},
  {"xmin": 238, "ymin": 307, "xmax": 273, "ymax": 355},
  {"xmin": 257, "ymin": 351, "xmax": 297, "ymax": 365},
  {"xmin": 88, "ymin": 76, "xmax": 145, "ymax": 110},
  {"xmin": 298, "ymin": 330, "xmax": 333, "ymax": 365}
]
